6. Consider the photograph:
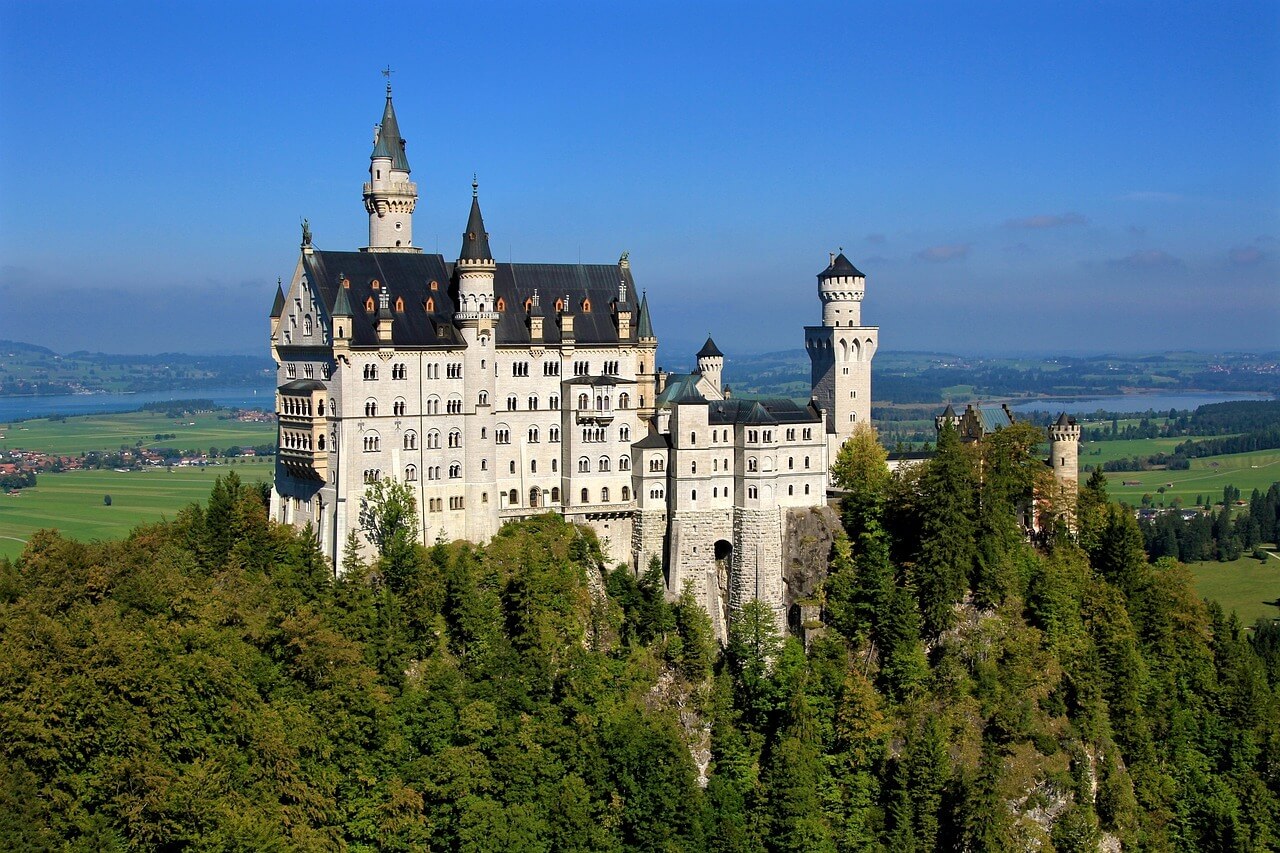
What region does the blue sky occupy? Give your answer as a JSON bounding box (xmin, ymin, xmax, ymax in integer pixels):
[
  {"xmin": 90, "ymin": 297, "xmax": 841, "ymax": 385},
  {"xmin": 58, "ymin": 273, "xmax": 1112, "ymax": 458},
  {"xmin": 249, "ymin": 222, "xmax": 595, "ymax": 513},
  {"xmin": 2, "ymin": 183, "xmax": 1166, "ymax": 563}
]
[{"xmin": 1, "ymin": 0, "xmax": 1276, "ymax": 360}]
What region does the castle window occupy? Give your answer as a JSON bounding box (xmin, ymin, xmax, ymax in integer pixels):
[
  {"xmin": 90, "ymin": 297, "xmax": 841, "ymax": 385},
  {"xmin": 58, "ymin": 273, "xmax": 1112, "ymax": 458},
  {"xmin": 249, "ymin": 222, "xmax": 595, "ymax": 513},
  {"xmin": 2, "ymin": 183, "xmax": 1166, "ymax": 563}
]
[
  {"xmin": 649, "ymin": 458, "xmax": 665, "ymax": 472},
  {"xmin": 425, "ymin": 297, "xmax": 435, "ymax": 313},
  {"xmin": 524, "ymin": 297, "xmax": 533, "ymax": 313},
  {"xmin": 304, "ymin": 315, "xmax": 313, "ymax": 335},
  {"xmin": 394, "ymin": 297, "xmax": 405, "ymax": 312},
  {"xmin": 691, "ymin": 461, "xmax": 696, "ymax": 474},
  {"xmin": 747, "ymin": 458, "xmax": 758, "ymax": 472},
  {"xmin": 363, "ymin": 432, "xmax": 380, "ymax": 452},
  {"xmin": 544, "ymin": 362, "xmax": 560, "ymax": 377},
  {"xmin": 748, "ymin": 486, "xmax": 758, "ymax": 499},
  {"xmin": 365, "ymin": 297, "xmax": 375, "ymax": 312},
  {"xmin": 317, "ymin": 434, "xmax": 325, "ymax": 450},
  {"xmin": 426, "ymin": 396, "xmax": 440, "ymax": 414},
  {"xmin": 619, "ymin": 455, "xmax": 630, "ymax": 471},
  {"xmin": 364, "ymin": 363, "xmax": 378, "ymax": 380},
  {"xmin": 599, "ymin": 456, "xmax": 611, "ymax": 472},
  {"xmin": 550, "ymin": 394, "xmax": 560, "ymax": 409},
  {"xmin": 622, "ymin": 486, "xmax": 630, "ymax": 501},
  {"xmin": 403, "ymin": 430, "xmax": 417, "ymax": 450},
  {"xmin": 690, "ymin": 432, "xmax": 696, "ymax": 445},
  {"xmin": 405, "ymin": 465, "xmax": 417, "ymax": 482},
  {"xmin": 286, "ymin": 364, "xmax": 296, "ymax": 379},
  {"xmin": 581, "ymin": 488, "xmax": 589, "ymax": 504},
  {"xmin": 447, "ymin": 363, "xmax": 463, "ymax": 379},
  {"xmin": 508, "ymin": 489, "xmax": 518, "ymax": 506},
  {"xmin": 393, "ymin": 399, "xmax": 406, "ymax": 416},
  {"xmin": 788, "ymin": 485, "xmax": 794, "ymax": 496},
  {"xmin": 446, "ymin": 398, "xmax": 462, "ymax": 414},
  {"xmin": 450, "ymin": 496, "xmax": 465, "ymax": 510},
  {"xmin": 581, "ymin": 298, "xmax": 591, "ymax": 312},
  {"xmin": 530, "ymin": 460, "xmax": 537, "ymax": 473},
  {"xmin": 803, "ymin": 428, "xmax": 812, "ymax": 440},
  {"xmin": 549, "ymin": 426, "xmax": 561, "ymax": 443},
  {"xmin": 804, "ymin": 484, "xmax": 810, "ymax": 495},
  {"xmin": 478, "ymin": 390, "xmax": 489, "ymax": 406},
  {"xmin": 529, "ymin": 487, "xmax": 540, "ymax": 507},
  {"xmin": 601, "ymin": 487, "xmax": 610, "ymax": 502},
  {"xmin": 690, "ymin": 490, "xmax": 696, "ymax": 502},
  {"xmin": 392, "ymin": 363, "xmax": 407, "ymax": 380},
  {"xmin": 496, "ymin": 297, "xmax": 506, "ymax": 311},
  {"xmin": 551, "ymin": 487, "xmax": 561, "ymax": 503},
  {"xmin": 786, "ymin": 429, "xmax": 795, "ymax": 441},
  {"xmin": 788, "ymin": 457, "xmax": 794, "ymax": 470},
  {"xmin": 365, "ymin": 399, "xmax": 378, "ymax": 417},
  {"xmin": 555, "ymin": 298, "xmax": 564, "ymax": 312},
  {"xmin": 316, "ymin": 398, "xmax": 324, "ymax": 416},
  {"xmin": 430, "ymin": 280, "xmax": 438, "ymax": 291},
  {"xmin": 578, "ymin": 457, "xmax": 591, "ymax": 473},
  {"xmin": 528, "ymin": 396, "xmax": 538, "ymax": 410},
  {"xmin": 620, "ymin": 425, "xmax": 630, "ymax": 441},
  {"xmin": 427, "ymin": 430, "xmax": 440, "ymax": 449},
  {"xmin": 528, "ymin": 426, "xmax": 539, "ymax": 443},
  {"xmin": 507, "ymin": 394, "xmax": 518, "ymax": 411},
  {"xmin": 496, "ymin": 428, "xmax": 510, "ymax": 444},
  {"xmin": 510, "ymin": 461, "xmax": 516, "ymax": 473},
  {"xmin": 449, "ymin": 463, "xmax": 461, "ymax": 479},
  {"xmin": 449, "ymin": 430, "xmax": 462, "ymax": 448},
  {"xmin": 371, "ymin": 279, "xmax": 380, "ymax": 290},
  {"xmin": 804, "ymin": 456, "xmax": 810, "ymax": 469}
]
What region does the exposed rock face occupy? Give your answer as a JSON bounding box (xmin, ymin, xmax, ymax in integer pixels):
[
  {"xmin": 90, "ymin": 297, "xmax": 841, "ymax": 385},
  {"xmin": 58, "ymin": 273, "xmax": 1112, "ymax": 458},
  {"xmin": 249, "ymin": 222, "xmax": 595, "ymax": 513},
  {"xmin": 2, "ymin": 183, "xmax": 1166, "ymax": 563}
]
[{"xmin": 781, "ymin": 505, "xmax": 841, "ymax": 642}]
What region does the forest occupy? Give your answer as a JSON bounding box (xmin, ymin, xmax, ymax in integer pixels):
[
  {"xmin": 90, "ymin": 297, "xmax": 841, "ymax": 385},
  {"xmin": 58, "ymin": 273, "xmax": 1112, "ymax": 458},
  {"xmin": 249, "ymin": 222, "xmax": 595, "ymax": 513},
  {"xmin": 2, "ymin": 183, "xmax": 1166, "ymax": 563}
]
[{"xmin": 1, "ymin": 423, "xmax": 1278, "ymax": 850}]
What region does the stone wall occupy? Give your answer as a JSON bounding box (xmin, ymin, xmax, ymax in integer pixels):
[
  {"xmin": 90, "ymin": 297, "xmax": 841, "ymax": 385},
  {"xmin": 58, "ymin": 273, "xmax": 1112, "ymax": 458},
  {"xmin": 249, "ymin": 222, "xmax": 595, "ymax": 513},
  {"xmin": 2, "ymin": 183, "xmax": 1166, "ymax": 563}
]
[{"xmin": 781, "ymin": 505, "xmax": 841, "ymax": 644}]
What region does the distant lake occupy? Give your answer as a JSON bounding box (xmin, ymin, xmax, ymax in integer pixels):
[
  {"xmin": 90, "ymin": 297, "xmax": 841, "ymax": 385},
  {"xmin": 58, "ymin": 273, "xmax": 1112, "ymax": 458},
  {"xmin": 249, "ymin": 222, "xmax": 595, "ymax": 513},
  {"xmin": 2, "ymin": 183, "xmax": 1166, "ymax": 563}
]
[
  {"xmin": 0, "ymin": 385, "xmax": 275, "ymax": 421},
  {"xmin": 1006, "ymin": 392, "xmax": 1274, "ymax": 416}
]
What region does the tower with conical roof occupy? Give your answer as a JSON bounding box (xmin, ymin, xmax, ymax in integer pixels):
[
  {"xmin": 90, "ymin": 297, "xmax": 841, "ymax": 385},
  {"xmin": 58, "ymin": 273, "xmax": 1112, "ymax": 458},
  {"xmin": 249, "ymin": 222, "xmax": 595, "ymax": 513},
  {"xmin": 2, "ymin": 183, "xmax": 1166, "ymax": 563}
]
[
  {"xmin": 363, "ymin": 82, "xmax": 419, "ymax": 252},
  {"xmin": 696, "ymin": 335, "xmax": 724, "ymax": 396},
  {"xmin": 806, "ymin": 251, "xmax": 878, "ymax": 460},
  {"xmin": 1048, "ymin": 412, "xmax": 1082, "ymax": 528}
]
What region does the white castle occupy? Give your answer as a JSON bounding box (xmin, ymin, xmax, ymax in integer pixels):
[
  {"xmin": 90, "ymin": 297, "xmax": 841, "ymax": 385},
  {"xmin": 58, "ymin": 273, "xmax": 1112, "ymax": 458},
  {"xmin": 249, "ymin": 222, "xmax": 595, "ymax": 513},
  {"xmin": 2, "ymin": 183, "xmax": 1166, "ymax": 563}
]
[{"xmin": 269, "ymin": 85, "xmax": 876, "ymax": 639}]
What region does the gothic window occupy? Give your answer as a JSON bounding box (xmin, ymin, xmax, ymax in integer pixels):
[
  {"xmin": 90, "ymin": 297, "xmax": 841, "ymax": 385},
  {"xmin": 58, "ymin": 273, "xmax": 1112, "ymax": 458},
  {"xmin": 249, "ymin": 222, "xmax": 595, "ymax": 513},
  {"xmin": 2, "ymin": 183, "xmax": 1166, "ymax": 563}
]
[
  {"xmin": 804, "ymin": 456, "xmax": 810, "ymax": 469},
  {"xmin": 448, "ymin": 430, "xmax": 462, "ymax": 448},
  {"xmin": 786, "ymin": 429, "xmax": 796, "ymax": 441},
  {"xmin": 365, "ymin": 297, "xmax": 375, "ymax": 312},
  {"xmin": 286, "ymin": 364, "xmax": 296, "ymax": 379},
  {"xmin": 395, "ymin": 297, "xmax": 405, "ymax": 312},
  {"xmin": 304, "ymin": 315, "xmax": 313, "ymax": 335},
  {"xmin": 365, "ymin": 399, "xmax": 378, "ymax": 417},
  {"xmin": 425, "ymin": 297, "xmax": 435, "ymax": 312},
  {"xmin": 581, "ymin": 298, "xmax": 591, "ymax": 313},
  {"xmin": 449, "ymin": 463, "xmax": 461, "ymax": 479},
  {"xmin": 321, "ymin": 363, "xmax": 330, "ymax": 379},
  {"xmin": 578, "ymin": 393, "xmax": 589, "ymax": 409},
  {"xmin": 403, "ymin": 430, "xmax": 417, "ymax": 450},
  {"xmin": 427, "ymin": 430, "xmax": 440, "ymax": 449},
  {"xmin": 405, "ymin": 465, "xmax": 417, "ymax": 482}
]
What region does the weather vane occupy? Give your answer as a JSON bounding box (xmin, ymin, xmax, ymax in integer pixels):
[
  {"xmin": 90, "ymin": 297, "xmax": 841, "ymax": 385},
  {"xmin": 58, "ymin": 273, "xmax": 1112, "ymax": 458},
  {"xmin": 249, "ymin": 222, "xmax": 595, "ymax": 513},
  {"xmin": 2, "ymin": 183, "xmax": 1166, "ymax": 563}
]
[{"xmin": 382, "ymin": 65, "xmax": 394, "ymax": 94}]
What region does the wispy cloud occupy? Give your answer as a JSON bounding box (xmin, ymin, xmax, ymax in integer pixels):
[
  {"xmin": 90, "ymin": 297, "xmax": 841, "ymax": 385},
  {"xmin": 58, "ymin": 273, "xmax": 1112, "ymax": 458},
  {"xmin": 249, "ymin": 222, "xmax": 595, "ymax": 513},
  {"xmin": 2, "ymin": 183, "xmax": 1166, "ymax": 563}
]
[
  {"xmin": 916, "ymin": 243, "xmax": 970, "ymax": 262},
  {"xmin": 865, "ymin": 233, "xmax": 886, "ymax": 245},
  {"xmin": 1005, "ymin": 212, "xmax": 1089, "ymax": 229},
  {"xmin": 1108, "ymin": 249, "xmax": 1182, "ymax": 270},
  {"xmin": 1229, "ymin": 246, "xmax": 1265, "ymax": 266},
  {"xmin": 1119, "ymin": 190, "xmax": 1183, "ymax": 203}
]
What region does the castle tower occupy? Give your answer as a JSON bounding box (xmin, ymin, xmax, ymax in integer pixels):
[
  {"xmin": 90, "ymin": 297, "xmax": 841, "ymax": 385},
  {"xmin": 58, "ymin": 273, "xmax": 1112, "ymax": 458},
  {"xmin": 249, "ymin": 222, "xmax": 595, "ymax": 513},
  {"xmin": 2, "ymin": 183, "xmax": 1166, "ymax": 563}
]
[
  {"xmin": 455, "ymin": 181, "xmax": 499, "ymax": 540},
  {"xmin": 935, "ymin": 403, "xmax": 961, "ymax": 434},
  {"xmin": 1048, "ymin": 412, "xmax": 1082, "ymax": 527},
  {"xmin": 696, "ymin": 336, "xmax": 724, "ymax": 396},
  {"xmin": 269, "ymin": 278, "xmax": 285, "ymax": 341},
  {"xmin": 363, "ymin": 83, "xmax": 420, "ymax": 253},
  {"xmin": 806, "ymin": 252, "xmax": 877, "ymax": 460},
  {"xmin": 635, "ymin": 291, "xmax": 658, "ymax": 421}
]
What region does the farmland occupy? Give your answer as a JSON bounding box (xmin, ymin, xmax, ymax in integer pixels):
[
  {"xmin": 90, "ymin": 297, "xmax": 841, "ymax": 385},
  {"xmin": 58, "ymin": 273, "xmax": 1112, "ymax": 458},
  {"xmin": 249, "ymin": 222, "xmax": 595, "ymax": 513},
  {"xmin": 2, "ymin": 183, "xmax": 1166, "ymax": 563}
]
[
  {"xmin": 1187, "ymin": 550, "xmax": 1280, "ymax": 628},
  {"xmin": 1, "ymin": 410, "xmax": 275, "ymax": 456},
  {"xmin": 0, "ymin": 461, "xmax": 274, "ymax": 560},
  {"xmin": 1102, "ymin": 448, "xmax": 1280, "ymax": 506}
]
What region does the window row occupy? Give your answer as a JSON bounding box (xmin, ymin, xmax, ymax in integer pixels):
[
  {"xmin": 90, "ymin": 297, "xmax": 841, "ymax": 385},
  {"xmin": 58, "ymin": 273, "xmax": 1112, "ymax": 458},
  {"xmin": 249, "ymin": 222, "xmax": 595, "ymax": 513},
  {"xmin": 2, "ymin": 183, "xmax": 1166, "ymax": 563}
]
[
  {"xmin": 281, "ymin": 397, "xmax": 324, "ymax": 417},
  {"xmin": 505, "ymin": 394, "xmax": 562, "ymax": 411},
  {"xmin": 576, "ymin": 456, "xmax": 631, "ymax": 473}
]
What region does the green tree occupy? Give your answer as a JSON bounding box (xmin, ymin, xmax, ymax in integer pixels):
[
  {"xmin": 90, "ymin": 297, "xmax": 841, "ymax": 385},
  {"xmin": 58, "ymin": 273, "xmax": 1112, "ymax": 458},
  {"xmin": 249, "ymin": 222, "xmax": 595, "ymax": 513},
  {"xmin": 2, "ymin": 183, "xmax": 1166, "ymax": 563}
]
[
  {"xmin": 358, "ymin": 477, "xmax": 419, "ymax": 591},
  {"xmin": 831, "ymin": 422, "xmax": 891, "ymax": 542},
  {"xmin": 915, "ymin": 421, "xmax": 978, "ymax": 635}
]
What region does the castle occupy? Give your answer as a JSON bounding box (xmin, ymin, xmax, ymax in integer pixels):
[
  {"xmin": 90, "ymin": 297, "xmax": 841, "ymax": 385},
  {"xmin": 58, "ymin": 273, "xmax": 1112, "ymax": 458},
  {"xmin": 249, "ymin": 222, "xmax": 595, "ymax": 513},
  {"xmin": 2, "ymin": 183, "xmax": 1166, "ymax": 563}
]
[{"xmin": 268, "ymin": 84, "xmax": 875, "ymax": 639}]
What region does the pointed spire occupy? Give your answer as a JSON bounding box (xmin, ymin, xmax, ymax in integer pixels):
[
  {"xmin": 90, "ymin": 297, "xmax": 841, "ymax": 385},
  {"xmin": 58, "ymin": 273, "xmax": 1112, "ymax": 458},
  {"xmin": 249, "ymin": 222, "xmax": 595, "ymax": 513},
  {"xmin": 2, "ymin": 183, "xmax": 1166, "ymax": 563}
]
[
  {"xmin": 371, "ymin": 87, "xmax": 410, "ymax": 172},
  {"xmin": 637, "ymin": 291, "xmax": 655, "ymax": 339},
  {"xmin": 270, "ymin": 278, "xmax": 285, "ymax": 318},
  {"xmin": 697, "ymin": 335, "xmax": 723, "ymax": 359},
  {"xmin": 459, "ymin": 180, "xmax": 493, "ymax": 261},
  {"xmin": 818, "ymin": 251, "xmax": 865, "ymax": 280},
  {"xmin": 332, "ymin": 282, "xmax": 354, "ymax": 317}
]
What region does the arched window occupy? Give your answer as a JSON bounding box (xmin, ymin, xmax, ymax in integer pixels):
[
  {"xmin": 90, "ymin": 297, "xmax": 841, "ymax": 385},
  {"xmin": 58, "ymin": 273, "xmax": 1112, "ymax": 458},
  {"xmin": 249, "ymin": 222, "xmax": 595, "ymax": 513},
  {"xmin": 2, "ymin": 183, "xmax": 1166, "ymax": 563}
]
[
  {"xmin": 426, "ymin": 396, "xmax": 440, "ymax": 414},
  {"xmin": 601, "ymin": 487, "xmax": 610, "ymax": 502},
  {"xmin": 449, "ymin": 430, "xmax": 462, "ymax": 448},
  {"xmin": 691, "ymin": 461, "xmax": 697, "ymax": 474},
  {"xmin": 599, "ymin": 456, "xmax": 611, "ymax": 472},
  {"xmin": 748, "ymin": 486, "xmax": 758, "ymax": 499},
  {"xmin": 317, "ymin": 434, "xmax": 326, "ymax": 450},
  {"xmin": 365, "ymin": 399, "xmax": 378, "ymax": 417},
  {"xmin": 478, "ymin": 390, "xmax": 488, "ymax": 406},
  {"xmin": 393, "ymin": 398, "xmax": 406, "ymax": 416},
  {"xmin": 747, "ymin": 458, "xmax": 758, "ymax": 472},
  {"xmin": 529, "ymin": 487, "xmax": 539, "ymax": 507},
  {"xmin": 551, "ymin": 487, "xmax": 560, "ymax": 503},
  {"xmin": 403, "ymin": 430, "xmax": 417, "ymax": 450},
  {"xmin": 507, "ymin": 394, "xmax": 518, "ymax": 411},
  {"xmin": 425, "ymin": 297, "xmax": 435, "ymax": 312},
  {"xmin": 578, "ymin": 393, "xmax": 589, "ymax": 410},
  {"xmin": 581, "ymin": 488, "xmax": 589, "ymax": 504},
  {"xmin": 549, "ymin": 394, "xmax": 560, "ymax": 409},
  {"xmin": 304, "ymin": 315, "xmax": 313, "ymax": 335},
  {"xmin": 619, "ymin": 425, "xmax": 630, "ymax": 441},
  {"xmin": 691, "ymin": 489, "xmax": 696, "ymax": 501},
  {"xmin": 317, "ymin": 399, "xmax": 325, "ymax": 416},
  {"xmin": 621, "ymin": 486, "xmax": 630, "ymax": 501},
  {"xmin": 618, "ymin": 392, "xmax": 630, "ymax": 409},
  {"xmin": 496, "ymin": 297, "xmax": 506, "ymax": 311},
  {"xmin": 528, "ymin": 395, "xmax": 538, "ymax": 410},
  {"xmin": 363, "ymin": 363, "xmax": 378, "ymax": 380},
  {"xmin": 530, "ymin": 459, "xmax": 537, "ymax": 473},
  {"xmin": 619, "ymin": 455, "xmax": 630, "ymax": 471},
  {"xmin": 788, "ymin": 485, "xmax": 794, "ymax": 495},
  {"xmin": 449, "ymin": 463, "xmax": 461, "ymax": 479},
  {"xmin": 371, "ymin": 279, "xmax": 380, "ymax": 290},
  {"xmin": 508, "ymin": 489, "xmax": 519, "ymax": 506},
  {"xmin": 427, "ymin": 430, "xmax": 440, "ymax": 448},
  {"xmin": 804, "ymin": 484, "xmax": 811, "ymax": 494},
  {"xmin": 365, "ymin": 297, "xmax": 375, "ymax": 312},
  {"xmin": 363, "ymin": 432, "xmax": 380, "ymax": 452},
  {"xmin": 405, "ymin": 465, "xmax": 417, "ymax": 482},
  {"xmin": 578, "ymin": 457, "xmax": 591, "ymax": 473},
  {"xmin": 690, "ymin": 431, "xmax": 696, "ymax": 445},
  {"xmin": 528, "ymin": 426, "xmax": 539, "ymax": 443},
  {"xmin": 581, "ymin": 298, "xmax": 591, "ymax": 312},
  {"xmin": 788, "ymin": 457, "xmax": 794, "ymax": 470}
]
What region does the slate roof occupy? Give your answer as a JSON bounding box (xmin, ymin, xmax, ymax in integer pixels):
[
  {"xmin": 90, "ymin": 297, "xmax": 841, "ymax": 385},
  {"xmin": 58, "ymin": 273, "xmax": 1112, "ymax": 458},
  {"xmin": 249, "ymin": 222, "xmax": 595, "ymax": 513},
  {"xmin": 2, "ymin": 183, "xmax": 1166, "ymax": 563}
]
[
  {"xmin": 302, "ymin": 249, "xmax": 639, "ymax": 349},
  {"xmin": 270, "ymin": 281, "xmax": 285, "ymax": 318},
  {"xmin": 655, "ymin": 373, "xmax": 707, "ymax": 405},
  {"xmin": 941, "ymin": 403, "xmax": 957, "ymax": 418},
  {"xmin": 459, "ymin": 188, "xmax": 492, "ymax": 261},
  {"xmin": 564, "ymin": 375, "xmax": 638, "ymax": 386},
  {"xmin": 636, "ymin": 292, "xmax": 655, "ymax": 339},
  {"xmin": 707, "ymin": 397, "xmax": 821, "ymax": 426},
  {"xmin": 818, "ymin": 252, "xmax": 865, "ymax": 280},
  {"xmin": 371, "ymin": 90, "xmax": 410, "ymax": 172},
  {"xmin": 697, "ymin": 336, "xmax": 724, "ymax": 359},
  {"xmin": 634, "ymin": 431, "xmax": 672, "ymax": 449},
  {"xmin": 1055, "ymin": 412, "xmax": 1073, "ymax": 426}
]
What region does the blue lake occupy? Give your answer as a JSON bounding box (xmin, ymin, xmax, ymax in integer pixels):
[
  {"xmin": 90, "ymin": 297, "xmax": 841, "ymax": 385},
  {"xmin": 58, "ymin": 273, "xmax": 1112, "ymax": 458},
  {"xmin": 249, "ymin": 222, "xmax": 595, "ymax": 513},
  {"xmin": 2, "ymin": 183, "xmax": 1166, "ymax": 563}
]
[
  {"xmin": 1005, "ymin": 392, "xmax": 1274, "ymax": 416},
  {"xmin": 0, "ymin": 386, "xmax": 275, "ymax": 421}
]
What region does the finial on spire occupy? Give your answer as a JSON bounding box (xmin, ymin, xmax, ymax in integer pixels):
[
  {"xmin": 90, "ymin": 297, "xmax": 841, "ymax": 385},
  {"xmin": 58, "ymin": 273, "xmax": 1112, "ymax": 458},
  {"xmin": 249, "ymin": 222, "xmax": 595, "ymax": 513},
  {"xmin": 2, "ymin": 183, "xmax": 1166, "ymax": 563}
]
[
  {"xmin": 472, "ymin": 174, "xmax": 478, "ymax": 198},
  {"xmin": 382, "ymin": 65, "xmax": 394, "ymax": 95}
]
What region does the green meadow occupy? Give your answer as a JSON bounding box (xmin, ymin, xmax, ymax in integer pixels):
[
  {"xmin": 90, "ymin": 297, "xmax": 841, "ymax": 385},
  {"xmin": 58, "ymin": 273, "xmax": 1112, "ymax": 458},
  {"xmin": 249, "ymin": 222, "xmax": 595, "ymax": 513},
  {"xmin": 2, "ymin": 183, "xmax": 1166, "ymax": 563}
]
[
  {"xmin": 0, "ymin": 461, "xmax": 275, "ymax": 560},
  {"xmin": 1103, "ymin": 448, "xmax": 1280, "ymax": 506},
  {"xmin": 1187, "ymin": 550, "xmax": 1280, "ymax": 628},
  {"xmin": 0, "ymin": 410, "xmax": 275, "ymax": 456}
]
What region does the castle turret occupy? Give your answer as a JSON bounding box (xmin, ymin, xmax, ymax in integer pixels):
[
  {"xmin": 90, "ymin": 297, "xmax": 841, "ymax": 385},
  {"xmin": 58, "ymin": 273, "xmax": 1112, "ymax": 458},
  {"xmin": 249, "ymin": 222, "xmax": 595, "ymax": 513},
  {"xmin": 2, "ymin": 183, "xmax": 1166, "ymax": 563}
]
[
  {"xmin": 636, "ymin": 291, "xmax": 658, "ymax": 420},
  {"xmin": 696, "ymin": 335, "xmax": 724, "ymax": 396},
  {"xmin": 1049, "ymin": 412, "xmax": 1082, "ymax": 527},
  {"xmin": 331, "ymin": 278, "xmax": 354, "ymax": 357},
  {"xmin": 363, "ymin": 83, "xmax": 419, "ymax": 253},
  {"xmin": 806, "ymin": 251, "xmax": 878, "ymax": 460},
  {"xmin": 935, "ymin": 403, "xmax": 960, "ymax": 434},
  {"xmin": 270, "ymin": 278, "xmax": 285, "ymax": 340}
]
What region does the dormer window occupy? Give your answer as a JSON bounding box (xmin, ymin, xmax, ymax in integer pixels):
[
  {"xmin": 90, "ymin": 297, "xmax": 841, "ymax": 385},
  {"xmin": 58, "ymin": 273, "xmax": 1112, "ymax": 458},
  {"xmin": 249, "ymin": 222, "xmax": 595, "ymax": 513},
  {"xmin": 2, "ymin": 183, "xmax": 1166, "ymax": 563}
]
[
  {"xmin": 430, "ymin": 280, "xmax": 439, "ymax": 291},
  {"xmin": 555, "ymin": 298, "xmax": 564, "ymax": 312},
  {"xmin": 365, "ymin": 297, "xmax": 375, "ymax": 312},
  {"xmin": 496, "ymin": 297, "xmax": 506, "ymax": 311},
  {"xmin": 581, "ymin": 298, "xmax": 591, "ymax": 313},
  {"xmin": 394, "ymin": 296, "xmax": 405, "ymax": 312},
  {"xmin": 371, "ymin": 279, "xmax": 381, "ymax": 290},
  {"xmin": 425, "ymin": 297, "xmax": 435, "ymax": 312},
  {"xmin": 524, "ymin": 297, "xmax": 533, "ymax": 313}
]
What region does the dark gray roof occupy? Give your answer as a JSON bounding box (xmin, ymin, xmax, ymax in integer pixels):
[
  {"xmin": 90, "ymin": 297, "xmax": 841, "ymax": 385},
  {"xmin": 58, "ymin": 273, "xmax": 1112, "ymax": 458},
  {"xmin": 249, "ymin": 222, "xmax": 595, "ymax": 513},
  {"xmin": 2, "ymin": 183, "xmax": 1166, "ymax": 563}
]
[
  {"xmin": 564, "ymin": 375, "xmax": 637, "ymax": 386},
  {"xmin": 1056, "ymin": 412, "xmax": 1072, "ymax": 426},
  {"xmin": 633, "ymin": 431, "xmax": 672, "ymax": 449},
  {"xmin": 697, "ymin": 336, "xmax": 724, "ymax": 359},
  {"xmin": 371, "ymin": 89, "xmax": 410, "ymax": 172},
  {"xmin": 332, "ymin": 281, "xmax": 354, "ymax": 316},
  {"xmin": 818, "ymin": 252, "xmax": 865, "ymax": 280},
  {"xmin": 278, "ymin": 379, "xmax": 325, "ymax": 394},
  {"xmin": 270, "ymin": 281, "xmax": 285, "ymax": 318},
  {"xmin": 302, "ymin": 250, "xmax": 640, "ymax": 349},
  {"xmin": 708, "ymin": 397, "xmax": 821, "ymax": 426},
  {"xmin": 942, "ymin": 403, "xmax": 957, "ymax": 417},
  {"xmin": 459, "ymin": 188, "xmax": 492, "ymax": 261},
  {"xmin": 636, "ymin": 291, "xmax": 655, "ymax": 339}
]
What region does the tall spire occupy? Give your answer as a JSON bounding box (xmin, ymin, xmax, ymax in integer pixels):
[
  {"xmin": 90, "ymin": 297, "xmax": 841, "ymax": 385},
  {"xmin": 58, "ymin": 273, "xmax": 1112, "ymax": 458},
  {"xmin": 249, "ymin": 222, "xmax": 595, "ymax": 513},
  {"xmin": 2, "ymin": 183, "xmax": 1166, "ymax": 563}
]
[
  {"xmin": 270, "ymin": 278, "xmax": 285, "ymax": 318},
  {"xmin": 371, "ymin": 86, "xmax": 410, "ymax": 173},
  {"xmin": 459, "ymin": 179, "xmax": 493, "ymax": 261},
  {"xmin": 637, "ymin": 291, "xmax": 655, "ymax": 339}
]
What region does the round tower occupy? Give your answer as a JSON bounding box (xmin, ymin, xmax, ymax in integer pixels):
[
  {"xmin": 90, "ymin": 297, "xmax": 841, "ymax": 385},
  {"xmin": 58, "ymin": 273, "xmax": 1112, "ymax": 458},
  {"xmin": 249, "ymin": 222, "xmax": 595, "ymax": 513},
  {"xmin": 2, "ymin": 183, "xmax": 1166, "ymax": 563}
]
[
  {"xmin": 363, "ymin": 83, "xmax": 419, "ymax": 252},
  {"xmin": 806, "ymin": 251, "xmax": 877, "ymax": 456},
  {"xmin": 1048, "ymin": 413, "xmax": 1082, "ymax": 526},
  {"xmin": 818, "ymin": 251, "xmax": 866, "ymax": 328},
  {"xmin": 696, "ymin": 335, "xmax": 724, "ymax": 396}
]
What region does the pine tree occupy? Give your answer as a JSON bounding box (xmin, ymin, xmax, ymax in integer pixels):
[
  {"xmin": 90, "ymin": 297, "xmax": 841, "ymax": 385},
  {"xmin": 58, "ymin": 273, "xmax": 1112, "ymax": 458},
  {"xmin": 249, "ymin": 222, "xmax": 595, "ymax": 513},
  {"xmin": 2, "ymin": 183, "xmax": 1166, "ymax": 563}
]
[{"xmin": 915, "ymin": 422, "xmax": 978, "ymax": 634}]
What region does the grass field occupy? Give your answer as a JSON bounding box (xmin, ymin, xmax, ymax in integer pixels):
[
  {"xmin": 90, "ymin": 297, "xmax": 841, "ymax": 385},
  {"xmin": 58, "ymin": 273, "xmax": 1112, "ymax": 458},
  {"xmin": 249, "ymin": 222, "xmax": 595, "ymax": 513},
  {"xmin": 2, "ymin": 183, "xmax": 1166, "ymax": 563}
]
[
  {"xmin": 0, "ymin": 461, "xmax": 275, "ymax": 560},
  {"xmin": 0, "ymin": 410, "xmax": 275, "ymax": 455},
  {"xmin": 1103, "ymin": 448, "xmax": 1280, "ymax": 506},
  {"xmin": 1081, "ymin": 437, "xmax": 1194, "ymax": 466},
  {"xmin": 1187, "ymin": 550, "xmax": 1280, "ymax": 627}
]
